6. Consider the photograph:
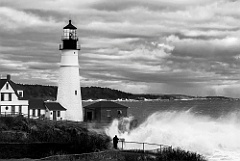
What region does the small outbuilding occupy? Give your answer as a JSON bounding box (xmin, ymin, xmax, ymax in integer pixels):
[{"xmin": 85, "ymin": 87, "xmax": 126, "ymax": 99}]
[
  {"xmin": 83, "ymin": 101, "xmax": 128, "ymax": 123},
  {"xmin": 29, "ymin": 99, "xmax": 66, "ymax": 121},
  {"xmin": 45, "ymin": 102, "xmax": 66, "ymax": 121},
  {"xmin": 29, "ymin": 99, "xmax": 46, "ymax": 119}
]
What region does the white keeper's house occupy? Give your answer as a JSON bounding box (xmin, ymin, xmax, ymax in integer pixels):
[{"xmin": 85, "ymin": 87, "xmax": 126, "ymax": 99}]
[
  {"xmin": 0, "ymin": 75, "xmax": 66, "ymax": 120},
  {"xmin": 0, "ymin": 75, "xmax": 28, "ymax": 116}
]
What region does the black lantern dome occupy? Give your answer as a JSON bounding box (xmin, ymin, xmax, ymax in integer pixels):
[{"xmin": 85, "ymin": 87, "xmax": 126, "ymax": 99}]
[{"xmin": 60, "ymin": 20, "xmax": 80, "ymax": 50}]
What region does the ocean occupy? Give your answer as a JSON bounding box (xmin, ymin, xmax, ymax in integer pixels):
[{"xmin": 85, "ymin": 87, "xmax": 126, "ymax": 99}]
[{"xmin": 84, "ymin": 99, "xmax": 240, "ymax": 161}]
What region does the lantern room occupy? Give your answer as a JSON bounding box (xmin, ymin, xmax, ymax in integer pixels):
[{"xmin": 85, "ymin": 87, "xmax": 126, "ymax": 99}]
[{"xmin": 59, "ymin": 20, "xmax": 80, "ymax": 50}]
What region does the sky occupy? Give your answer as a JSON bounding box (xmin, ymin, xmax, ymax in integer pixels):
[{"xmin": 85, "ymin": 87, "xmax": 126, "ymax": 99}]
[{"xmin": 1, "ymin": 0, "xmax": 240, "ymax": 97}]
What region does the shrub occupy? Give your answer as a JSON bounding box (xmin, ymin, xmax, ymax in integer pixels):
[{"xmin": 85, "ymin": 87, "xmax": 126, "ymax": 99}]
[
  {"xmin": 121, "ymin": 148, "xmax": 206, "ymax": 161},
  {"xmin": 0, "ymin": 116, "xmax": 111, "ymax": 158}
]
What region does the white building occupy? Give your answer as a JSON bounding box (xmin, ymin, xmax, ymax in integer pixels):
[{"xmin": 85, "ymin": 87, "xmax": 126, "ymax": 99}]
[
  {"xmin": 28, "ymin": 99, "xmax": 46, "ymax": 119},
  {"xmin": 0, "ymin": 75, "xmax": 28, "ymax": 116},
  {"xmin": 57, "ymin": 20, "xmax": 83, "ymax": 121},
  {"xmin": 29, "ymin": 99, "xmax": 66, "ymax": 121},
  {"xmin": 0, "ymin": 75, "xmax": 66, "ymax": 121},
  {"xmin": 45, "ymin": 101, "xmax": 66, "ymax": 121}
]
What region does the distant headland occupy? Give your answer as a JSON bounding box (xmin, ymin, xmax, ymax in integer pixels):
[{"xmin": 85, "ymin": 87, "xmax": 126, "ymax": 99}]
[{"xmin": 17, "ymin": 84, "xmax": 236, "ymax": 101}]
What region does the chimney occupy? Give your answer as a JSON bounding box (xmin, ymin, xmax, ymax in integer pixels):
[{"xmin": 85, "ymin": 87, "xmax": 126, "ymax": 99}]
[{"xmin": 7, "ymin": 74, "xmax": 11, "ymax": 80}]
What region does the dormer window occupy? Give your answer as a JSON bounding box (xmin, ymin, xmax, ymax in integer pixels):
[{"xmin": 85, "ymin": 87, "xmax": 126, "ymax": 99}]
[{"xmin": 17, "ymin": 91, "xmax": 23, "ymax": 97}]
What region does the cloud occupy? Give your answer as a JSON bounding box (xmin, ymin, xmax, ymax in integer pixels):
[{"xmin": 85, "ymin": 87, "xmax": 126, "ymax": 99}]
[
  {"xmin": 0, "ymin": 7, "xmax": 61, "ymax": 31},
  {"xmin": 1, "ymin": 0, "xmax": 240, "ymax": 97},
  {"xmin": 0, "ymin": 0, "xmax": 97, "ymax": 11},
  {"xmin": 91, "ymin": 0, "xmax": 220, "ymax": 12},
  {"xmin": 0, "ymin": 51, "xmax": 59, "ymax": 85}
]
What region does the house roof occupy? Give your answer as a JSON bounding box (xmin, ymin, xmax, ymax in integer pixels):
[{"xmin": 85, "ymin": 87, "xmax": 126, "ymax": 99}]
[
  {"xmin": 29, "ymin": 99, "xmax": 46, "ymax": 109},
  {"xmin": 0, "ymin": 79, "xmax": 7, "ymax": 90},
  {"xmin": 0, "ymin": 79, "xmax": 27, "ymax": 100},
  {"xmin": 45, "ymin": 102, "xmax": 66, "ymax": 111},
  {"xmin": 29, "ymin": 100, "xmax": 67, "ymax": 111},
  {"xmin": 83, "ymin": 101, "xmax": 129, "ymax": 109}
]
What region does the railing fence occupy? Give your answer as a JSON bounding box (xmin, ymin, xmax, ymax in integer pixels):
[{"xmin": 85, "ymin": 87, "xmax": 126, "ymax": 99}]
[
  {"xmin": 118, "ymin": 139, "xmax": 172, "ymax": 153},
  {"xmin": 0, "ymin": 112, "xmax": 28, "ymax": 118}
]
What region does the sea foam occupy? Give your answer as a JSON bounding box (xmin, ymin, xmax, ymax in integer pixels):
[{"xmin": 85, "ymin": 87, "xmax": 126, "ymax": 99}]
[{"xmin": 105, "ymin": 111, "xmax": 240, "ymax": 161}]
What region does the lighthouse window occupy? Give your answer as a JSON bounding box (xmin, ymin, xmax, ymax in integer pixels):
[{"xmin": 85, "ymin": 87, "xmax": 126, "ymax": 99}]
[{"xmin": 75, "ymin": 90, "xmax": 77, "ymax": 95}]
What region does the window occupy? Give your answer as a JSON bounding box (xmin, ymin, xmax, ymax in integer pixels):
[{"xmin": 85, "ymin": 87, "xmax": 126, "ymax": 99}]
[
  {"xmin": 6, "ymin": 83, "xmax": 9, "ymax": 90},
  {"xmin": 8, "ymin": 93, "xmax": 12, "ymax": 101},
  {"xmin": 32, "ymin": 109, "xmax": 35, "ymax": 117},
  {"xmin": 57, "ymin": 111, "xmax": 60, "ymax": 117},
  {"xmin": 11, "ymin": 106, "xmax": 15, "ymax": 114},
  {"xmin": 107, "ymin": 110, "xmax": 111, "ymax": 117},
  {"xmin": 38, "ymin": 109, "xmax": 41, "ymax": 116},
  {"xmin": 5, "ymin": 106, "xmax": 8, "ymax": 110},
  {"xmin": 18, "ymin": 91, "xmax": 23, "ymax": 97},
  {"xmin": 75, "ymin": 90, "xmax": 77, "ymax": 95},
  {"xmin": 19, "ymin": 106, "xmax": 22, "ymax": 114},
  {"xmin": 1, "ymin": 94, "xmax": 4, "ymax": 101},
  {"xmin": 118, "ymin": 110, "xmax": 122, "ymax": 115}
]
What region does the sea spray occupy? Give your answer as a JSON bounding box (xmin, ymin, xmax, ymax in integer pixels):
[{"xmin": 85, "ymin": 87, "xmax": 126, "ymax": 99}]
[{"xmin": 105, "ymin": 111, "xmax": 240, "ymax": 161}]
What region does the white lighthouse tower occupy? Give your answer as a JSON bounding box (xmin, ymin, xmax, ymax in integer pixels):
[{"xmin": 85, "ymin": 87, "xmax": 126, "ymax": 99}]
[{"xmin": 57, "ymin": 20, "xmax": 83, "ymax": 121}]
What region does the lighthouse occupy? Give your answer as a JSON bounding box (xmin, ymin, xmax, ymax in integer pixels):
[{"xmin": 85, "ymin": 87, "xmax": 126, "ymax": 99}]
[{"xmin": 57, "ymin": 20, "xmax": 83, "ymax": 121}]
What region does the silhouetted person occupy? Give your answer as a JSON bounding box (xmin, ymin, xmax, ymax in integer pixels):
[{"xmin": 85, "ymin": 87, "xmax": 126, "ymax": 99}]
[{"xmin": 113, "ymin": 135, "xmax": 119, "ymax": 149}]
